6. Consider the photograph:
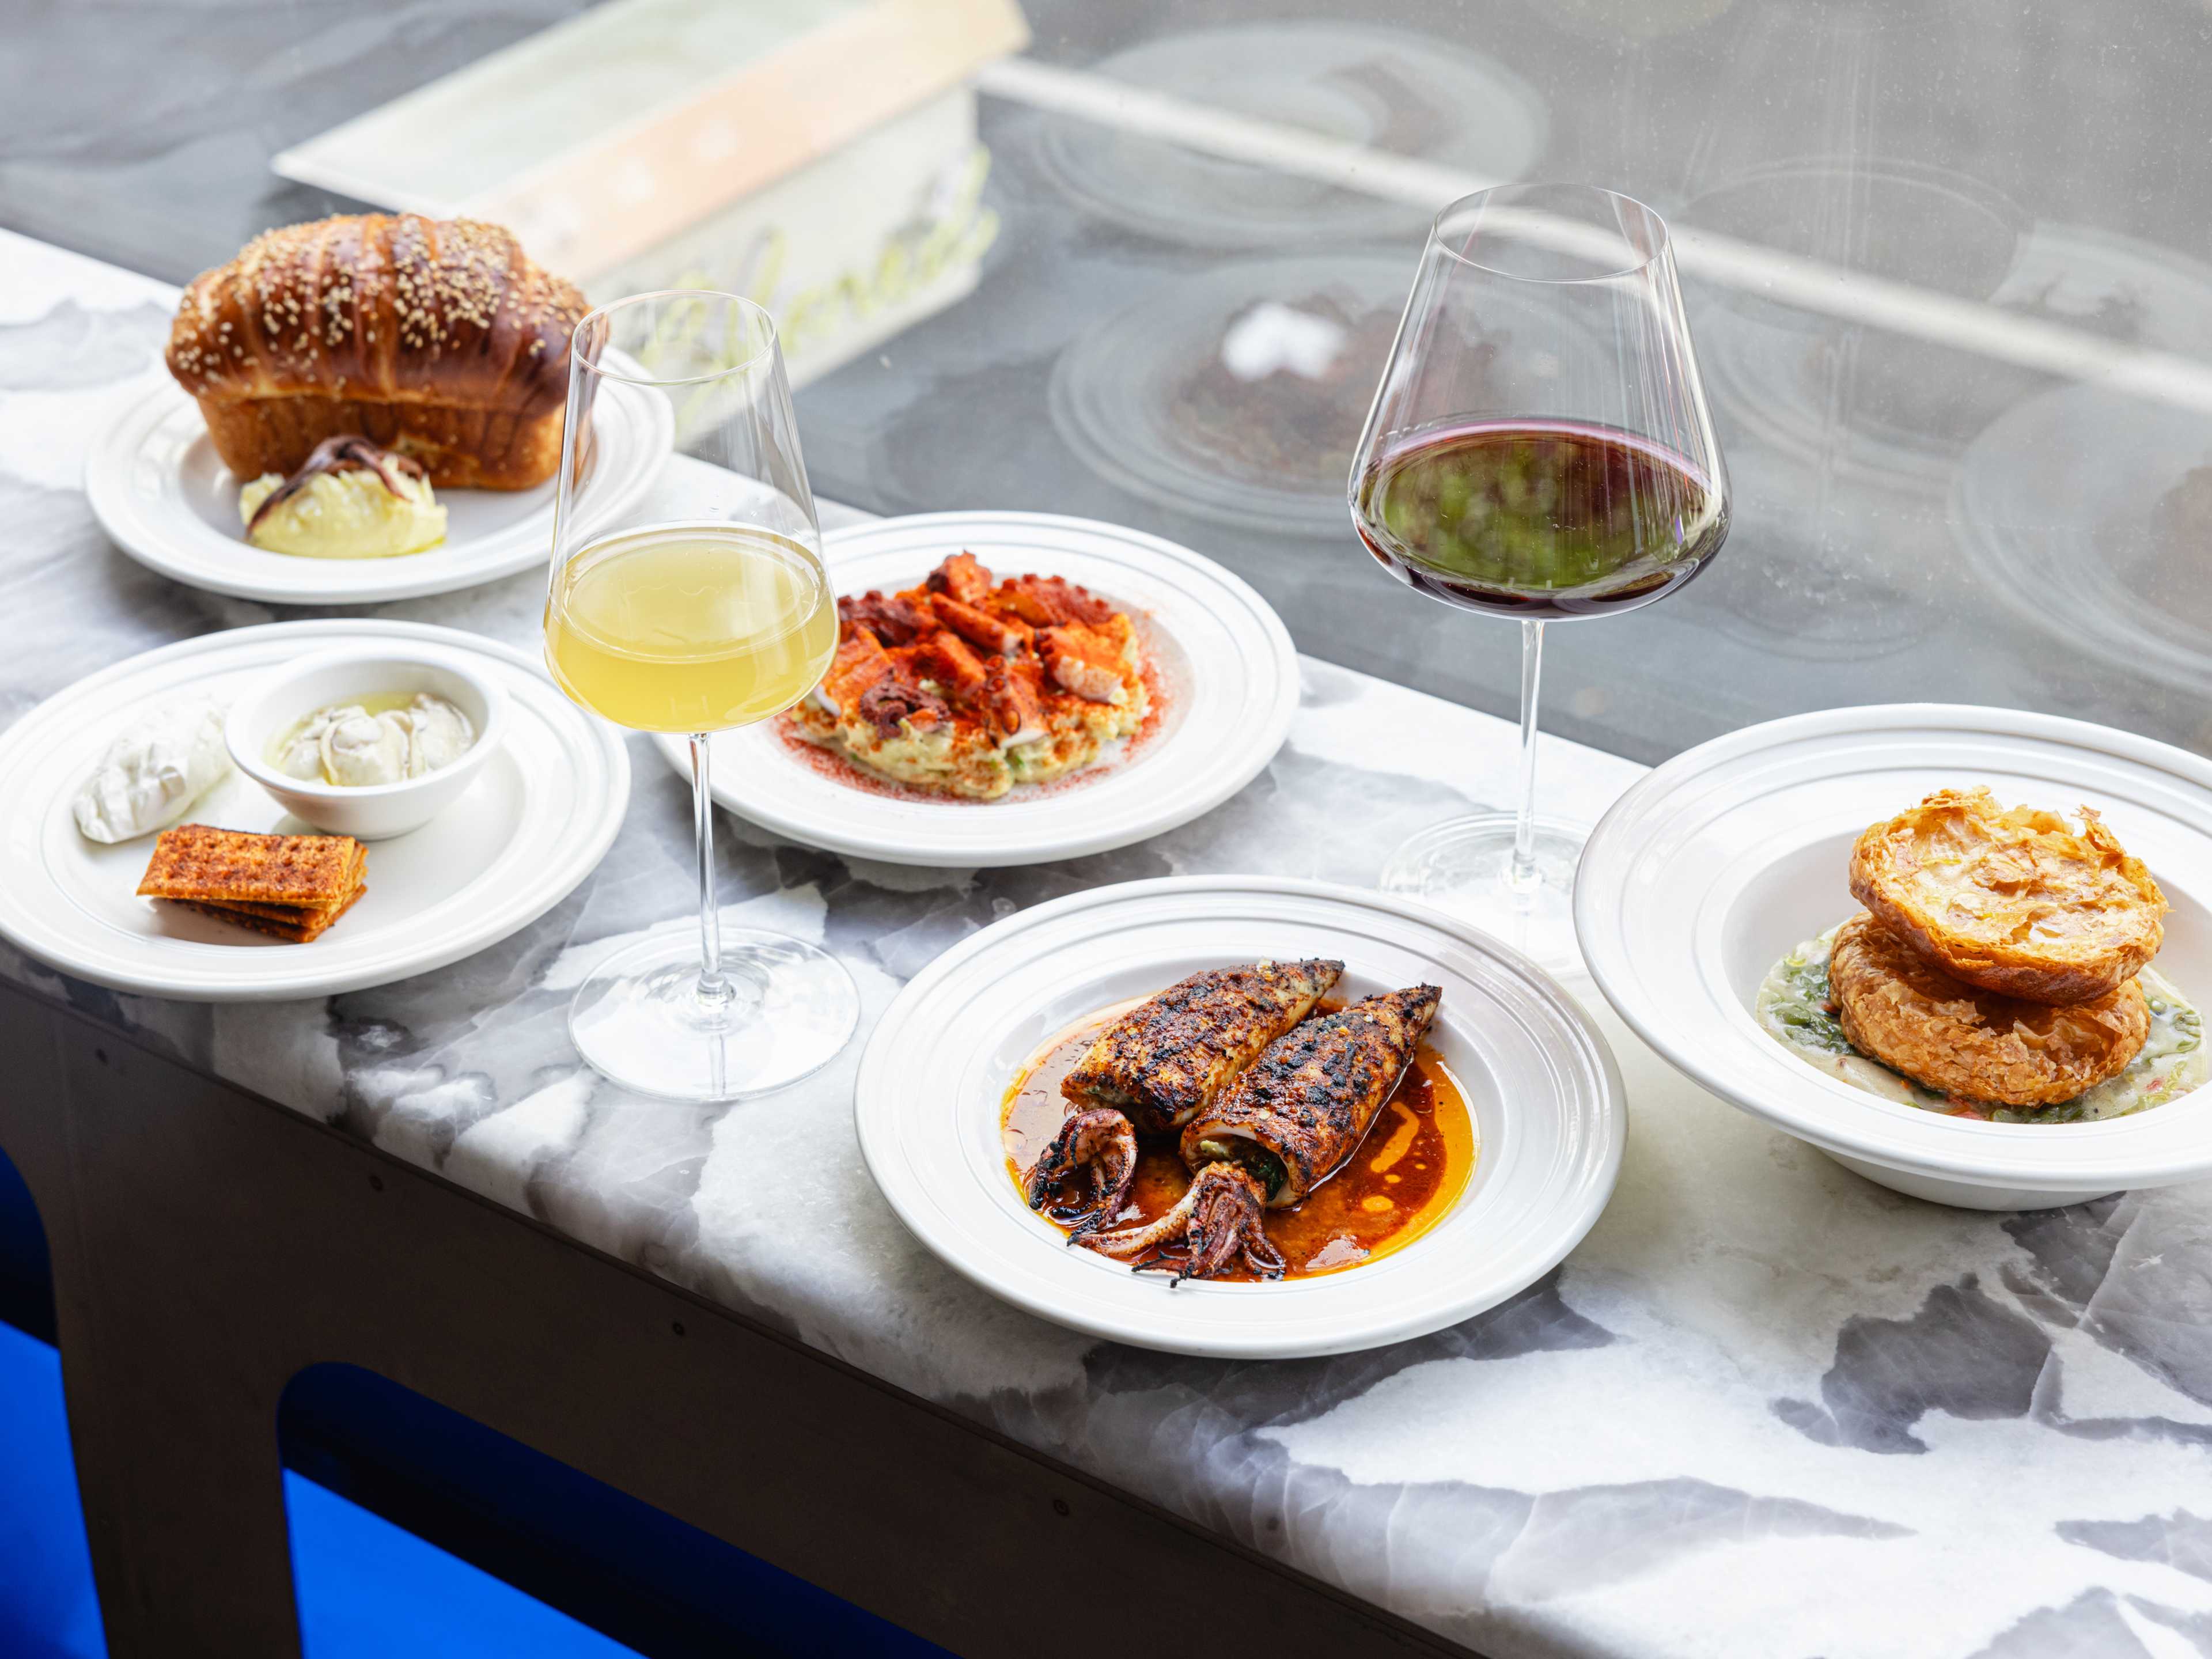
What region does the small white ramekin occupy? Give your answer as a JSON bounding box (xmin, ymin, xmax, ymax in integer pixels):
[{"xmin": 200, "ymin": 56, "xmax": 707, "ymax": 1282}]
[{"xmin": 225, "ymin": 645, "xmax": 508, "ymax": 840}]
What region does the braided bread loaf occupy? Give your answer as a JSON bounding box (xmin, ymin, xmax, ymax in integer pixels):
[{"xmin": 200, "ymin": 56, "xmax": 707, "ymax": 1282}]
[{"xmin": 166, "ymin": 215, "xmax": 589, "ymax": 491}]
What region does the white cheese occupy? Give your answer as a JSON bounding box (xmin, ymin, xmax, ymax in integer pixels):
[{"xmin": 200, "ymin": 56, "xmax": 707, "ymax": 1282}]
[
  {"xmin": 322, "ymin": 707, "xmax": 409, "ymax": 786},
  {"xmin": 271, "ymin": 694, "xmax": 475, "ymax": 787},
  {"xmin": 393, "ymin": 694, "xmax": 472, "ymax": 775},
  {"xmin": 71, "ymin": 695, "xmax": 232, "ymax": 843}
]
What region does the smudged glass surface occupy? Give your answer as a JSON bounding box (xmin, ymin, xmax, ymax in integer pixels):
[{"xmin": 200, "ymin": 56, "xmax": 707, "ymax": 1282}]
[{"xmin": 8, "ymin": 1, "xmax": 2212, "ymax": 760}]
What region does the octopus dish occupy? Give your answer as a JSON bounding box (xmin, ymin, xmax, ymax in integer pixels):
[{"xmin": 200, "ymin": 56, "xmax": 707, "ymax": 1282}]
[{"xmin": 791, "ymin": 551, "xmax": 1148, "ymax": 800}]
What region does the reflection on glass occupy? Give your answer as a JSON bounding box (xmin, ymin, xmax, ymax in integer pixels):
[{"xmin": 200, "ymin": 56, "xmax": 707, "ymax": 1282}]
[
  {"xmin": 1349, "ymin": 184, "xmax": 1729, "ymax": 968},
  {"xmin": 1035, "ymin": 21, "xmax": 1547, "ymax": 249},
  {"xmin": 1956, "ymin": 382, "xmax": 2212, "ymax": 710},
  {"xmin": 545, "ymin": 291, "xmax": 857, "ymax": 1101},
  {"xmin": 1050, "ymin": 255, "xmax": 1412, "ymax": 534},
  {"xmin": 1683, "ymin": 157, "xmax": 2034, "ymax": 496}
]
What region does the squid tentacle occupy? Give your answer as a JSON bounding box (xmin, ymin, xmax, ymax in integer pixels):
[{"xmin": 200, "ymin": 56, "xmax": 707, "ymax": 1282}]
[
  {"xmin": 1023, "ymin": 1107, "xmax": 1139, "ymax": 1232},
  {"xmin": 1078, "ymin": 1162, "xmax": 1277, "ymax": 1283}
]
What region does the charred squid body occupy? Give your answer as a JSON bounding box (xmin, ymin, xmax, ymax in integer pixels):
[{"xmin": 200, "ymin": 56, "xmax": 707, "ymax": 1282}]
[
  {"xmin": 1081, "ymin": 983, "xmax": 1443, "ymax": 1281},
  {"xmin": 1022, "ymin": 958, "xmax": 1342, "ymax": 1228},
  {"xmin": 1064, "ymin": 959, "xmax": 1345, "ymax": 1131}
]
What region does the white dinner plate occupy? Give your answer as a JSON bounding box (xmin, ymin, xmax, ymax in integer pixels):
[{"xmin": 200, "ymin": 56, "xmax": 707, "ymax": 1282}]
[
  {"xmin": 855, "ymin": 877, "xmax": 1625, "ymax": 1358},
  {"xmin": 83, "ymin": 373, "xmax": 671, "ymax": 604},
  {"xmin": 656, "ymin": 512, "xmax": 1301, "ymax": 869},
  {"xmin": 1575, "ymin": 703, "xmax": 2212, "ymax": 1210},
  {"xmin": 0, "ymin": 620, "xmax": 630, "ymax": 1001}
]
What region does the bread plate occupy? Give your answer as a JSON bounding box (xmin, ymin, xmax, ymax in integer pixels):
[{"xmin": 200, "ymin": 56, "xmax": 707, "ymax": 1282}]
[
  {"xmin": 83, "ymin": 372, "xmax": 671, "ymax": 605},
  {"xmin": 0, "ymin": 620, "xmax": 629, "ymax": 1001},
  {"xmin": 1574, "ymin": 703, "xmax": 2212, "ymax": 1210},
  {"xmin": 657, "ymin": 512, "xmax": 1301, "ymax": 869},
  {"xmin": 855, "ymin": 876, "xmax": 1624, "ymax": 1358}
]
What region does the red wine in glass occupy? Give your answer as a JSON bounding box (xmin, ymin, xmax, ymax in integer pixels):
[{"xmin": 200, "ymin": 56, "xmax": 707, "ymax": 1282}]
[
  {"xmin": 1355, "ymin": 419, "xmax": 1728, "ymax": 619},
  {"xmin": 1346, "ymin": 184, "xmax": 1728, "ymax": 969}
]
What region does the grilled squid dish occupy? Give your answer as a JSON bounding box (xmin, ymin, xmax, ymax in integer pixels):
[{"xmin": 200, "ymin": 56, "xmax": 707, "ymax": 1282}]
[
  {"xmin": 1079, "ymin": 986, "xmax": 1441, "ymax": 1279},
  {"xmin": 1018, "ymin": 963, "xmax": 1445, "ymax": 1283},
  {"xmin": 1023, "ymin": 959, "xmax": 1341, "ymax": 1228}
]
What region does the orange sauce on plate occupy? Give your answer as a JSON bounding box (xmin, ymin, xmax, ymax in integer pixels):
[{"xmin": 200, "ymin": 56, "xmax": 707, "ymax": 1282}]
[{"xmin": 1002, "ymin": 999, "xmax": 1478, "ymax": 1281}]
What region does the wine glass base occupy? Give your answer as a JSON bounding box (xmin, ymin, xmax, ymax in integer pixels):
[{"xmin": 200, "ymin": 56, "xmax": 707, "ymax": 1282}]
[
  {"xmin": 568, "ymin": 922, "xmax": 860, "ymax": 1101},
  {"xmin": 1378, "ymin": 813, "xmax": 1590, "ymax": 976}
]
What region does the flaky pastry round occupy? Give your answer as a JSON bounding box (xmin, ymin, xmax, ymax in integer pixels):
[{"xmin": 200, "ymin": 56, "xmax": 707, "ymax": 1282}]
[
  {"xmin": 1830, "ymin": 912, "xmax": 2149, "ymax": 1107},
  {"xmin": 1849, "ymin": 787, "xmax": 2165, "ymax": 1005}
]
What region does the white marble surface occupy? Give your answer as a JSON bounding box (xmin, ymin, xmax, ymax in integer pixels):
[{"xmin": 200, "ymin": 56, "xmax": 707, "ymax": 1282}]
[{"xmin": 6, "ymin": 226, "xmax": 2212, "ymax": 1659}]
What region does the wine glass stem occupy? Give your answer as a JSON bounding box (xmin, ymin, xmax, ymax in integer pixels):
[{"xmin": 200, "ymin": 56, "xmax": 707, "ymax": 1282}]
[
  {"xmin": 1509, "ymin": 619, "xmax": 1545, "ymax": 896},
  {"xmin": 690, "ymin": 733, "xmax": 734, "ymax": 1011}
]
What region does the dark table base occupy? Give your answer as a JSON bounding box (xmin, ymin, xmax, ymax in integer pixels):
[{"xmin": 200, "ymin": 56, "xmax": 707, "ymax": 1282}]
[{"xmin": 0, "ymin": 978, "xmax": 1462, "ymax": 1659}]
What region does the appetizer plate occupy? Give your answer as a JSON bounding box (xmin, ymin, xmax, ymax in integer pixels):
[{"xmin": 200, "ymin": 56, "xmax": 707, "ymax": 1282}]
[
  {"xmin": 1575, "ymin": 703, "xmax": 2212, "ymax": 1210},
  {"xmin": 658, "ymin": 512, "xmax": 1301, "ymax": 869},
  {"xmin": 83, "ymin": 373, "xmax": 672, "ymax": 604},
  {"xmin": 856, "ymin": 877, "xmax": 1625, "ymax": 1359},
  {"xmin": 0, "ymin": 620, "xmax": 630, "ymax": 1001}
]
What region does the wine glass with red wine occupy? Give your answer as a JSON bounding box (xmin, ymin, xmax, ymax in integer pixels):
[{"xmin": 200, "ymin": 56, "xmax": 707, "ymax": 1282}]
[{"xmin": 1350, "ymin": 183, "xmax": 1728, "ymax": 968}]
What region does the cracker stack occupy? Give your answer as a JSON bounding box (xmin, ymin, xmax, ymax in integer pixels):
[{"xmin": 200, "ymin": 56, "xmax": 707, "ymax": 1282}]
[{"xmin": 137, "ymin": 824, "xmax": 366, "ymax": 942}]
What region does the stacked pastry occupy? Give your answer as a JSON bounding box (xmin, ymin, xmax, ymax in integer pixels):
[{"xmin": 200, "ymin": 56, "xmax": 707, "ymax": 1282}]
[
  {"xmin": 1830, "ymin": 789, "xmax": 2169, "ymax": 1105},
  {"xmin": 137, "ymin": 825, "xmax": 366, "ymax": 943}
]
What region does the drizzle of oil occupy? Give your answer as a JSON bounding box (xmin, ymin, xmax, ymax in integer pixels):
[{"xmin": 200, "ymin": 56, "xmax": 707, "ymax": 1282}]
[{"xmin": 1001, "ymin": 995, "xmax": 1479, "ymax": 1282}]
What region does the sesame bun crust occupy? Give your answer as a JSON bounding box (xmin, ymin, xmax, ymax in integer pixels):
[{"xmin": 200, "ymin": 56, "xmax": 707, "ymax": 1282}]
[{"xmin": 165, "ymin": 215, "xmax": 586, "ymax": 490}]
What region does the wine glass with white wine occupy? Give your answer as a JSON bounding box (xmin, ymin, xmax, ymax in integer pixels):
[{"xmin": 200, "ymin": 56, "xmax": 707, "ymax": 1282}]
[{"xmin": 545, "ymin": 291, "xmax": 857, "ymax": 1100}]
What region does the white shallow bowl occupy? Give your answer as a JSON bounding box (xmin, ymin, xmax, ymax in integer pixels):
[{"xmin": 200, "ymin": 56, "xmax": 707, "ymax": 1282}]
[
  {"xmin": 226, "ymin": 645, "xmax": 509, "ymax": 840},
  {"xmin": 657, "ymin": 512, "xmax": 1302, "ymax": 869},
  {"xmin": 1575, "ymin": 703, "xmax": 2212, "ymax": 1210},
  {"xmin": 856, "ymin": 876, "xmax": 1625, "ymax": 1358},
  {"xmin": 84, "ymin": 371, "xmax": 671, "ymax": 605},
  {"xmin": 0, "ymin": 620, "xmax": 628, "ymax": 1001}
]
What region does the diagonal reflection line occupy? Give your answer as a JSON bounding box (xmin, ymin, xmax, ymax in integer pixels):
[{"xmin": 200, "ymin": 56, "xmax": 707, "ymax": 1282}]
[{"xmin": 980, "ymin": 56, "xmax": 2212, "ymax": 416}]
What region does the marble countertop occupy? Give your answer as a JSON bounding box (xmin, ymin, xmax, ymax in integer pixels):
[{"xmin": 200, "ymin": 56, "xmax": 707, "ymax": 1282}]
[{"xmin": 6, "ymin": 227, "xmax": 2212, "ymax": 1659}]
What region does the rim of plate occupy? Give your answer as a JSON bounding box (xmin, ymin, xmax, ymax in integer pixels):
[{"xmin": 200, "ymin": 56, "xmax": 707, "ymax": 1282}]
[
  {"xmin": 0, "ymin": 619, "xmax": 630, "ymax": 1001},
  {"xmin": 82, "ymin": 372, "xmax": 672, "ymax": 604},
  {"xmin": 854, "ymin": 876, "xmax": 1625, "ymax": 1358},
  {"xmin": 1575, "ymin": 702, "xmax": 2212, "ymax": 1190},
  {"xmin": 657, "ymin": 512, "xmax": 1301, "ymax": 868}
]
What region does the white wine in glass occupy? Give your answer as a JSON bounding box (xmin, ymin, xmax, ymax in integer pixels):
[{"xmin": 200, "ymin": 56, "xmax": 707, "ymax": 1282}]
[
  {"xmin": 547, "ymin": 524, "xmax": 836, "ymax": 732},
  {"xmin": 546, "ymin": 293, "xmax": 857, "ymax": 1101}
]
